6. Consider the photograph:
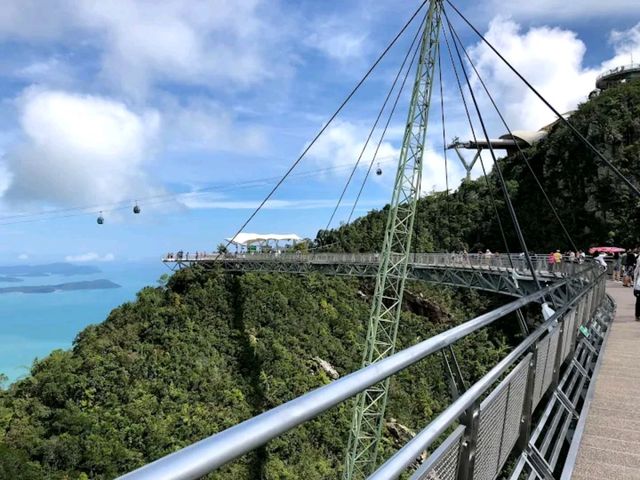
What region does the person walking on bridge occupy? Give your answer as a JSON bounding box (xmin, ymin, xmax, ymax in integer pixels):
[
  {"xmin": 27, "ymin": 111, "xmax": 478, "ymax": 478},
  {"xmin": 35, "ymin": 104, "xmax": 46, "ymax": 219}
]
[
  {"xmin": 553, "ymin": 249, "xmax": 562, "ymax": 272},
  {"xmin": 634, "ymin": 260, "xmax": 640, "ymax": 321},
  {"xmin": 612, "ymin": 252, "xmax": 622, "ymax": 282},
  {"xmin": 623, "ymin": 249, "xmax": 636, "ymax": 287}
]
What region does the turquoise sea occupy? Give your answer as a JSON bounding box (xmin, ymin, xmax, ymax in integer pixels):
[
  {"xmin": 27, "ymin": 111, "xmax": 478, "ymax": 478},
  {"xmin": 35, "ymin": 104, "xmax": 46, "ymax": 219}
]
[{"xmin": 0, "ymin": 260, "xmax": 167, "ymax": 384}]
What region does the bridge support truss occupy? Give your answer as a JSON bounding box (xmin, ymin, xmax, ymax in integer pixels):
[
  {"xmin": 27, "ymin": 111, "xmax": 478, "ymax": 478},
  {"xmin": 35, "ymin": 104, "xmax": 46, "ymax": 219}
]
[{"xmin": 344, "ymin": 2, "xmax": 444, "ymax": 478}]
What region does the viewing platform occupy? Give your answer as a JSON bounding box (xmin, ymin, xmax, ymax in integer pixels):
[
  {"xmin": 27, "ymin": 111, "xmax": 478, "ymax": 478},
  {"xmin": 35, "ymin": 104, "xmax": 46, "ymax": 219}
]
[{"xmin": 595, "ymin": 63, "xmax": 640, "ymax": 90}]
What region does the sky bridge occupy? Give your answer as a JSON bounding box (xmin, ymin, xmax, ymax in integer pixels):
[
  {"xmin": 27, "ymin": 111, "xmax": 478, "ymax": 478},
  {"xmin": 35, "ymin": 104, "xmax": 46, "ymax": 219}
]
[
  {"xmin": 164, "ymin": 252, "xmax": 595, "ymax": 303},
  {"xmin": 0, "ymin": 0, "xmax": 637, "ymax": 476},
  {"xmin": 112, "ymin": 0, "xmax": 640, "ymax": 477},
  {"xmin": 121, "ymin": 258, "xmax": 621, "ymax": 480}
]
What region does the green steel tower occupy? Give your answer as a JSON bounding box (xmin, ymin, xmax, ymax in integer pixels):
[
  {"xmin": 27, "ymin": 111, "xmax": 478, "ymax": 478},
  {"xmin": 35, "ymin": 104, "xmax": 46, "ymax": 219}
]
[{"xmin": 343, "ymin": 2, "xmax": 443, "ymax": 478}]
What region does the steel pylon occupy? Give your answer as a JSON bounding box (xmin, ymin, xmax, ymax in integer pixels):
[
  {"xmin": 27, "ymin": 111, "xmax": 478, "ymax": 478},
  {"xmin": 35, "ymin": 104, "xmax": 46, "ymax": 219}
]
[{"xmin": 343, "ymin": 2, "xmax": 443, "ymax": 478}]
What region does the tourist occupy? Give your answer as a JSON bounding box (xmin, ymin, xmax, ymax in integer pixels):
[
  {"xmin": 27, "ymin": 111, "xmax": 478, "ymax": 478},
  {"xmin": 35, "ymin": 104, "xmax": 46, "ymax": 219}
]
[
  {"xmin": 634, "ymin": 259, "xmax": 640, "ymax": 321},
  {"xmin": 623, "ymin": 249, "xmax": 636, "ymax": 287},
  {"xmin": 553, "ymin": 249, "xmax": 562, "ymax": 272},
  {"xmin": 612, "ymin": 252, "xmax": 621, "ymax": 282},
  {"xmin": 484, "ymin": 249, "xmax": 493, "ymax": 266},
  {"xmin": 568, "ymin": 251, "xmax": 576, "ymax": 263},
  {"xmin": 595, "ymin": 252, "xmax": 607, "ymax": 270}
]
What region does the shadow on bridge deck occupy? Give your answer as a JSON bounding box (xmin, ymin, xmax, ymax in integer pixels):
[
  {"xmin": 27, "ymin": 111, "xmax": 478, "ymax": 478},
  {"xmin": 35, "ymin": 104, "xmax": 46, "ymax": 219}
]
[{"xmin": 571, "ymin": 281, "xmax": 640, "ymax": 479}]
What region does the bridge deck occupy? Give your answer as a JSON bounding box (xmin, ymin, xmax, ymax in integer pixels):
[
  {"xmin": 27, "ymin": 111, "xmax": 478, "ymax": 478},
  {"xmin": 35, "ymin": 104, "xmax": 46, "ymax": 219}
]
[{"xmin": 572, "ymin": 282, "xmax": 640, "ymax": 479}]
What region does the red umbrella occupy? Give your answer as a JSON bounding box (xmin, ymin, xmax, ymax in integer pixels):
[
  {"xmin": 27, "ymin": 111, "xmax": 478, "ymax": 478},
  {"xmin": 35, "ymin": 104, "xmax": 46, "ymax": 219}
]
[{"xmin": 588, "ymin": 246, "xmax": 625, "ymax": 254}]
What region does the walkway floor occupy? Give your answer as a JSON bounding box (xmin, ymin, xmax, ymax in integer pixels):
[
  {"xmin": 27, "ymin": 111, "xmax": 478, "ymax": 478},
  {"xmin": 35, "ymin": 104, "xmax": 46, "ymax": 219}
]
[{"xmin": 572, "ymin": 281, "xmax": 640, "ymax": 479}]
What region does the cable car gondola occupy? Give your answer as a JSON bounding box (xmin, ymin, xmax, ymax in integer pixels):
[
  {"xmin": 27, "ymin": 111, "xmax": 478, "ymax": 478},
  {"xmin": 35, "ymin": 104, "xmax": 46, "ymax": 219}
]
[
  {"xmin": 376, "ymin": 162, "xmax": 382, "ymax": 176},
  {"xmin": 97, "ymin": 212, "xmax": 104, "ymax": 225},
  {"xmin": 133, "ymin": 202, "xmax": 140, "ymax": 214}
]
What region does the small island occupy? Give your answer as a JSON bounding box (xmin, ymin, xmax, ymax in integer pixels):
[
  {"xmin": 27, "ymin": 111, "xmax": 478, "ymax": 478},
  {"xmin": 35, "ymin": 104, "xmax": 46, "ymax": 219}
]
[
  {"xmin": 0, "ymin": 276, "xmax": 23, "ymax": 283},
  {"xmin": 0, "ymin": 263, "xmax": 102, "ymax": 277},
  {"xmin": 0, "ymin": 279, "xmax": 121, "ymax": 294}
]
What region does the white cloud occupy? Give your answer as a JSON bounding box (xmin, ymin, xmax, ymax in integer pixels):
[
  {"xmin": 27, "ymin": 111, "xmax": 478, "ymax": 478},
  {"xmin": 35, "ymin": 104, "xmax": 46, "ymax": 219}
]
[
  {"xmin": 305, "ymin": 120, "xmax": 400, "ymax": 175},
  {"xmin": 17, "ymin": 253, "xmax": 28, "ymax": 260},
  {"xmin": 466, "ymin": 19, "xmax": 640, "ymax": 133},
  {"xmin": 421, "ymin": 146, "xmax": 460, "ymax": 194},
  {"xmin": 2, "ymin": 88, "xmax": 161, "ymax": 207},
  {"xmin": 65, "ymin": 252, "xmax": 115, "ymax": 262},
  {"xmin": 81, "ymin": 0, "xmax": 288, "ymax": 97},
  {"xmin": 163, "ymin": 98, "xmax": 267, "ymax": 153},
  {"xmin": 178, "ymin": 192, "xmax": 359, "ymax": 210},
  {"xmin": 0, "ymin": 0, "xmax": 293, "ymax": 97},
  {"xmin": 302, "ymin": 121, "xmax": 467, "ymax": 194},
  {"xmin": 306, "ymin": 20, "xmax": 367, "ymax": 62},
  {"xmin": 0, "ymin": 0, "xmax": 69, "ymax": 41},
  {"xmin": 604, "ymin": 23, "xmax": 640, "ymax": 69},
  {"xmin": 467, "ymin": 17, "xmax": 597, "ymax": 131},
  {"xmin": 12, "ymin": 56, "xmax": 76, "ymax": 88}
]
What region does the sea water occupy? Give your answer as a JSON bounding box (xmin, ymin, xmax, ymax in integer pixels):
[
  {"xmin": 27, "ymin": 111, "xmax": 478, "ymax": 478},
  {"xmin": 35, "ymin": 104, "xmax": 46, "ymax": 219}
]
[{"xmin": 0, "ymin": 260, "xmax": 167, "ymax": 384}]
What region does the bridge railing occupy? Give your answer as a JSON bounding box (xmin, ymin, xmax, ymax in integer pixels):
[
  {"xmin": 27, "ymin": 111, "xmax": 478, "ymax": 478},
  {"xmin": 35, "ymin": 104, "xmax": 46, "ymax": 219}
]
[
  {"xmin": 164, "ymin": 251, "xmax": 593, "ymax": 278},
  {"xmin": 119, "ymin": 263, "xmax": 608, "ymax": 480}
]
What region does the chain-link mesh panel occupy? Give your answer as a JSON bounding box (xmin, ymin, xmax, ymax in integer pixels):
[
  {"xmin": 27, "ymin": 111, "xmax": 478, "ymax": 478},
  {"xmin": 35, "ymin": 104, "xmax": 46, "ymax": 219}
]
[
  {"xmin": 473, "ymin": 356, "xmax": 531, "ymax": 480},
  {"xmin": 412, "ymin": 425, "xmax": 464, "ymax": 480},
  {"xmin": 561, "ymin": 309, "xmax": 576, "ymax": 362},
  {"xmin": 542, "ymin": 327, "xmax": 560, "ymax": 395},
  {"xmin": 574, "ymin": 298, "xmax": 583, "ymax": 331},
  {"xmin": 498, "ymin": 356, "xmax": 530, "ymax": 467},
  {"xmin": 532, "ymin": 333, "xmax": 551, "ymax": 409},
  {"xmin": 474, "ymin": 387, "xmax": 508, "ymax": 480}
]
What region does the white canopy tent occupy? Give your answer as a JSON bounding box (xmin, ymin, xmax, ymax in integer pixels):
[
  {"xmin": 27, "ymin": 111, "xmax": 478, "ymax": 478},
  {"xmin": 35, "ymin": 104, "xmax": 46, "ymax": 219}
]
[{"xmin": 225, "ymin": 233, "xmax": 303, "ymax": 251}]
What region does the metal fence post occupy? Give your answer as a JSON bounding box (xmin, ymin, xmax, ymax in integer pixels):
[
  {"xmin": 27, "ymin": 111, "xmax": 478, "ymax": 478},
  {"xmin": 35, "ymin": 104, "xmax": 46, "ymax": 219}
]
[
  {"xmin": 517, "ymin": 343, "xmax": 539, "ymax": 452},
  {"xmin": 456, "ymin": 402, "xmax": 481, "ymax": 480}
]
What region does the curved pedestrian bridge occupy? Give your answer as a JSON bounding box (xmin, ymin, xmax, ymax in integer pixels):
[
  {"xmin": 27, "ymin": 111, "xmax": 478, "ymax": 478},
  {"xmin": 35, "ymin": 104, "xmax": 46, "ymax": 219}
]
[
  {"xmin": 163, "ymin": 252, "xmax": 594, "ymax": 299},
  {"xmin": 124, "ymin": 254, "xmax": 616, "ymax": 480}
]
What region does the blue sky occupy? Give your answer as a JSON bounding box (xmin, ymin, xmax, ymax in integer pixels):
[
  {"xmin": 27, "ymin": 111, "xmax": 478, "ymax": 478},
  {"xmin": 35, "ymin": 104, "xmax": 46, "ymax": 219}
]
[{"xmin": 0, "ymin": 0, "xmax": 638, "ymax": 264}]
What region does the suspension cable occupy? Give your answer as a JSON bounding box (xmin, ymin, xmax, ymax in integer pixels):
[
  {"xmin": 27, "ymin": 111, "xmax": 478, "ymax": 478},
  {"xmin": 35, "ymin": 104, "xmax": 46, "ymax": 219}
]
[
  {"xmin": 445, "ymin": 0, "xmax": 640, "ymax": 198},
  {"xmin": 0, "ymin": 158, "xmax": 397, "ymax": 227},
  {"xmin": 437, "ymin": 40, "xmax": 451, "ymax": 251},
  {"xmin": 444, "ymin": 13, "xmax": 579, "ymax": 253},
  {"xmin": 441, "ymin": 23, "xmax": 513, "ymax": 265},
  {"xmin": 444, "ymin": 14, "xmax": 541, "ymax": 288},
  {"xmin": 345, "ymin": 26, "xmax": 424, "ymax": 225},
  {"xmin": 224, "ymin": 0, "xmax": 430, "ymax": 249},
  {"xmin": 323, "ymin": 16, "xmax": 425, "ymax": 232}
]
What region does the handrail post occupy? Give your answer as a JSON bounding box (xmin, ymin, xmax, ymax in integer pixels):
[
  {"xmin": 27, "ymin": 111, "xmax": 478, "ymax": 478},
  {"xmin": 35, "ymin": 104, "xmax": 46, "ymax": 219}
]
[
  {"xmin": 552, "ymin": 312, "xmax": 566, "ymax": 388},
  {"xmin": 457, "ymin": 402, "xmax": 481, "ymax": 480},
  {"xmin": 517, "ymin": 342, "xmax": 539, "ymax": 451}
]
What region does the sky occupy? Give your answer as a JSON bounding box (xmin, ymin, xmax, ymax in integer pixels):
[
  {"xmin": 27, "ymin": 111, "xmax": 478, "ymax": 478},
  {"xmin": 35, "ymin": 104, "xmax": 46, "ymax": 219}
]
[{"xmin": 0, "ymin": 0, "xmax": 638, "ymax": 264}]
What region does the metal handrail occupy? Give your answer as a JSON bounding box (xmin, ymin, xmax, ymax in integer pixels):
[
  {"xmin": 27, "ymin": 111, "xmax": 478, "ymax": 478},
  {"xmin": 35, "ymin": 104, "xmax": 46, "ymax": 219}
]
[
  {"xmin": 596, "ymin": 63, "xmax": 640, "ymax": 80},
  {"xmin": 119, "ymin": 279, "xmax": 578, "ymax": 480},
  {"xmin": 370, "ymin": 272, "xmax": 604, "ymax": 479},
  {"xmin": 163, "ymin": 252, "xmax": 592, "ymax": 277}
]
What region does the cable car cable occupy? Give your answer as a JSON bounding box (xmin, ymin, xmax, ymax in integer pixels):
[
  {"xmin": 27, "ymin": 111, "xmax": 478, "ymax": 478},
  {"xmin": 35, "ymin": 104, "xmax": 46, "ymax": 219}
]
[
  {"xmin": 0, "ymin": 157, "xmax": 398, "ymax": 226},
  {"xmin": 437, "ymin": 35, "xmax": 452, "ymax": 252}
]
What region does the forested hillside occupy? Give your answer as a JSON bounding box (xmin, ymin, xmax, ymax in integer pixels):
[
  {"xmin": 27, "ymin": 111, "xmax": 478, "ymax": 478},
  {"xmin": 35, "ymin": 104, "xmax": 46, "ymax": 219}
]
[
  {"xmin": 0, "ymin": 267, "xmax": 509, "ymax": 479},
  {"xmin": 317, "ymin": 80, "xmax": 640, "ymax": 252}
]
